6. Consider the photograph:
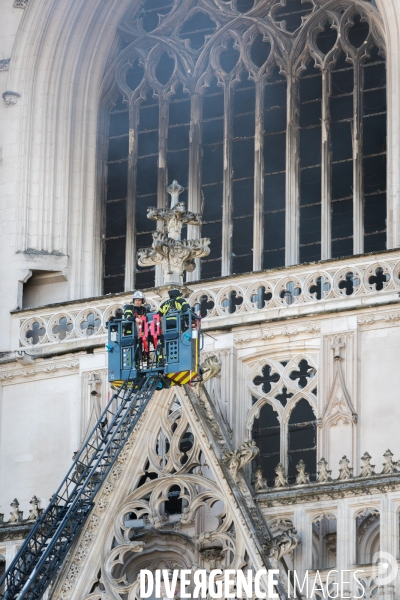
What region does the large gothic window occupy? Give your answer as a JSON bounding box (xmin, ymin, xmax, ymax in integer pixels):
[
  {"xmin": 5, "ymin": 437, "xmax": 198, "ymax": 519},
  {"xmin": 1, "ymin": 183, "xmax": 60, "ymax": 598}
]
[{"xmin": 101, "ymin": 0, "xmax": 386, "ymax": 293}]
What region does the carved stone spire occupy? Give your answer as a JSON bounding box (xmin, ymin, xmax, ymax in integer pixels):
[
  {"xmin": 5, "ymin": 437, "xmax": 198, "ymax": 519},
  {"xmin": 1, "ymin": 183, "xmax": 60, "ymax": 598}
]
[{"xmin": 137, "ymin": 180, "xmax": 210, "ymax": 285}]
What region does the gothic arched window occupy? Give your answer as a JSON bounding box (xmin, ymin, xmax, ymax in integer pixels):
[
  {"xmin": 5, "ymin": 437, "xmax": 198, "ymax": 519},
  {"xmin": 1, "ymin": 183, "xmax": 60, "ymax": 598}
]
[
  {"xmin": 101, "ymin": 0, "xmax": 386, "ymax": 293},
  {"xmin": 287, "ymin": 398, "xmax": 317, "ymax": 483},
  {"xmin": 252, "ymin": 401, "xmax": 281, "ymax": 487}
]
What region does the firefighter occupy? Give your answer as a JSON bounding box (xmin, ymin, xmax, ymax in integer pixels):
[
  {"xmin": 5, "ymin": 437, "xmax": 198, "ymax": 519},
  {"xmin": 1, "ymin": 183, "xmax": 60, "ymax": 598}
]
[
  {"xmin": 159, "ymin": 289, "xmax": 190, "ymax": 316},
  {"xmin": 123, "ymin": 290, "xmax": 149, "ymax": 338},
  {"xmin": 159, "ymin": 288, "xmax": 190, "ymax": 334},
  {"xmin": 123, "ymin": 290, "xmax": 149, "ymax": 324}
]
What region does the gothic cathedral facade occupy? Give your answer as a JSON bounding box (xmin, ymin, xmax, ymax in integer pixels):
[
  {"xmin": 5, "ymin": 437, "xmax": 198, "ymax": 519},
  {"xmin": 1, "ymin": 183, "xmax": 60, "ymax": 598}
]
[{"xmin": 1, "ymin": 0, "xmax": 400, "ymax": 598}]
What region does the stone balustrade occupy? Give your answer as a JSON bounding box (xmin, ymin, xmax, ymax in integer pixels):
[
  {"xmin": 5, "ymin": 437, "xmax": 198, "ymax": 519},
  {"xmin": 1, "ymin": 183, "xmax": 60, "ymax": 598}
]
[{"xmin": 11, "ymin": 250, "xmax": 400, "ymax": 351}]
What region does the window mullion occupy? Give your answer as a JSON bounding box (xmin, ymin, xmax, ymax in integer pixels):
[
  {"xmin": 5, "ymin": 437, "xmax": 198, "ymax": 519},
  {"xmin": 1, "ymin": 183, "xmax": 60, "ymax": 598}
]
[
  {"xmin": 156, "ymin": 94, "xmax": 169, "ymax": 287},
  {"xmin": 187, "ymin": 93, "xmax": 202, "ymax": 282},
  {"xmin": 253, "ymin": 78, "xmax": 264, "ymax": 272},
  {"xmin": 222, "ymin": 83, "xmax": 233, "ymax": 276},
  {"xmin": 353, "ymin": 60, "xmax": 364, "ymax": 254},
  {"xmin": 285, "ymin": 77, "xmax": 300, "ymax": 265},
  {"xmin": 125, "ymin": 102, "xmax": 139, "ymax": 292},
  {"xmin": 321, "ymin": 68, "xmax": 332, "ymax": 260}
]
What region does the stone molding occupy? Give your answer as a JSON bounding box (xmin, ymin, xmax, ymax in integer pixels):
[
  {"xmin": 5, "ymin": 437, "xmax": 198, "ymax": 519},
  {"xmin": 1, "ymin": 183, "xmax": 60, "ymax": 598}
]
[{"xmin": 0, "ymin": 357, "xmax": 80, "ymax": 385}]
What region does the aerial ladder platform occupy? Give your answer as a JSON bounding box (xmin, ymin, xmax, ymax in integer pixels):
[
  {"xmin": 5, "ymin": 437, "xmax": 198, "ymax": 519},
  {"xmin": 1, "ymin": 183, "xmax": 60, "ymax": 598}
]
[{"xmin": 0, "ymin": 310, "xmax": 202, "ymax": 600}]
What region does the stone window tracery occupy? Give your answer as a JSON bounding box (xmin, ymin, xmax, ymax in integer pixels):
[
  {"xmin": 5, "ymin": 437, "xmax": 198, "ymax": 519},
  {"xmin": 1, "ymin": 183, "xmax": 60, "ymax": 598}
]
[
  {"xmin": 248, "ymin": 355, "xmax": 317, "ymax": 486},
  {"xmin": 101, "ymin": 0, "xmax": 386, "ymax": 293},
  {"xmin": 355, "ymin": 507, "xmax": 380, "ymax": 565}
]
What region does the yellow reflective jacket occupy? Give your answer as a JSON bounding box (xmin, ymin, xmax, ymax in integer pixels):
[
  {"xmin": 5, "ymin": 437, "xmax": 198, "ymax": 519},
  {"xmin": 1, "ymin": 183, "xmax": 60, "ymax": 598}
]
[{"xmin": 159, "ymin": 297, "xmax": 189, "ymax": 316}]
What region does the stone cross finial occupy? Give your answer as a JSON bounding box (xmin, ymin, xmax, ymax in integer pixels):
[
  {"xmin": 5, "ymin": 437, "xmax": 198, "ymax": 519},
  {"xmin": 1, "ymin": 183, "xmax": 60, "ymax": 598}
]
[
  {"xmin": 9, "ymin": 498, "xmax": 23, "ymax": 523},
  {"xmin": 137, "ymin": 180, "xmax": 210, "ymax": 285}
]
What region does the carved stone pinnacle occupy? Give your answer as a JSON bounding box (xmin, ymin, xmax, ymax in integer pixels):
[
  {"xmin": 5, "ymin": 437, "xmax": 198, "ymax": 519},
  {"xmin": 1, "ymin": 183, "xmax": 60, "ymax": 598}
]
[
  {"xmin": 137, "ymin": 180, "xmax": 210, "ymax": 285},
  {"xmin": 167, "ymin": 179, "xmax": 184, "ymax": 207}
]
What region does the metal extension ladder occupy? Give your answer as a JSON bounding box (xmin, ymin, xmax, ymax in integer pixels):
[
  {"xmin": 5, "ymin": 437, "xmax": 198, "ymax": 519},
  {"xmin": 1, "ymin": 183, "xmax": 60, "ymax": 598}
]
[{"xmin": 0, "ymin": 375, "xmax": 162, "ymax": 600}]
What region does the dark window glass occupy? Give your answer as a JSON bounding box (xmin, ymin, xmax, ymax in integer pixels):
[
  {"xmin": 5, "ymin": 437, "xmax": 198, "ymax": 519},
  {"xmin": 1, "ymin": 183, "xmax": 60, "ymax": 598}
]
[
  {"xmin": 288, "ymin": 399, "xmax": 317, "ymax": 483},
  {"xmin": 362, "ymin": 47, "xmax": 387, "ymax": 253},
  {"xmin": 299, "ymin": 62, "xmax": 322, "ymax": 263},
  {"xmin": 104, "ymin": 98, "xmax": 129, "ymax": 292},
  {"xmin": 263, "ymin": 69, "xmax": 286, "ymax": 270},
  {"xmin": 201, "ymin": 78, "xmax": 224, "ymax": 278},
  {"xmin": 252, "ymin": 402, "xmax": 281, "ymax": 487}
]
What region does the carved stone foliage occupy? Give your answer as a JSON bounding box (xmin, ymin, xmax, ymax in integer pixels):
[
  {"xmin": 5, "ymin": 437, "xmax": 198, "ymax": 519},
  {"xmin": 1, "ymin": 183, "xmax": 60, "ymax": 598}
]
[
  {"xmin": 224, "ymin": 440, "xmax": 259, "ymax": 481},
  {"xmin": 2, "ymin": 91, "xmax": 20, "ymax": 106},
  {"xmin": 200, "ymin": 354, "xmax": 221, "ymax": 384}
]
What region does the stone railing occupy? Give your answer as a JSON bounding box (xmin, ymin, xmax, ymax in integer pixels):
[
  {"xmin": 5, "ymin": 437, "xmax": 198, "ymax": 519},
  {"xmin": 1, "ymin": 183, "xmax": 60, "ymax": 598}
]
[
  {"xmin": 0, "ymin": 497, "xmax": 42, "ymax": 543},
  {"xmin": 13, "ymin": 250, "xmax": 400, "ymax": 350}
]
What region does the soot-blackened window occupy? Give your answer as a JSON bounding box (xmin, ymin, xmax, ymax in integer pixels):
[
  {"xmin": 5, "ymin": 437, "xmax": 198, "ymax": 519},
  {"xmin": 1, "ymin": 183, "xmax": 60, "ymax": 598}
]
[
  {"xmin": 102, "ymin": 0, "xmax": 387, "ymax": 293},
  {"xmin": 288, "ymin": 399, "xmax": 317, "ymax": 483},
  {"xmin": 201, "ymin": 77, "xmax": 224, "ymax": 279},
  {"xmin": 252, "ymin": 401, "xmax": 280, "ymax": 487},
  {"xmin": 135, "ymin": 92, "xmax": 159, "ymax": 290},
  {"xmin": 232, "ymin": 73, "xmax": 255, "ymax": 275},
  {"xmin": 104, "ymin": 97, "xmax": 129, "ymax": 295},
  {"xmin": 264, "ymin": 68, "xmax": 287, "ymax": 270},
  {"xmin": 299, "ymin": 62, "xmax": 322, "ymax": 263}
]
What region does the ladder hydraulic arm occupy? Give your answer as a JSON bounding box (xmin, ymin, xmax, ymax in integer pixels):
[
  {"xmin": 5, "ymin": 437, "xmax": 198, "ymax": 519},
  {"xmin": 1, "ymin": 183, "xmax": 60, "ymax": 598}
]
[{"xmin": 0, "ymin": 375, "xmax": 162, "ymax": 600}]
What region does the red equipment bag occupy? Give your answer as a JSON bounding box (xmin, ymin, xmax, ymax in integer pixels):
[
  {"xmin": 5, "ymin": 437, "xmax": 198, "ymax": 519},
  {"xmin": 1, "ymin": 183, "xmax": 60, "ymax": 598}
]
[
  {"xmin": 137, "ymin": 315, "xmax": 149, "ymax": 353},
  {"xmin": 150, "ymin": 314, "xmax": 162, "ymax": 348}
]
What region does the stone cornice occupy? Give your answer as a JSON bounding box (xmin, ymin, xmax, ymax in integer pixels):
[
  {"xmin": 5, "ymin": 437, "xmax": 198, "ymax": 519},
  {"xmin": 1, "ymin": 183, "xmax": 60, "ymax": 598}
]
[
  {"xmin": 0, "ymin": 355, "xmax": 81, "ymax": 384},
  {"xmin": 0, "ymin": 522, "xmax": 33, "ymax": 542},
  {"xmin": 256, "ymin": 473, "xmax": 400, "ymax": 507}
]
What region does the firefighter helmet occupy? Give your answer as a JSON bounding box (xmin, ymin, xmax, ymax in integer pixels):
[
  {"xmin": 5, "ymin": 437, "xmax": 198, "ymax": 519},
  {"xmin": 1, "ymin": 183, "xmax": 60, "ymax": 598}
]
[
  {"xmin": 132, "ymin": 290, "xmax": 145, "ymax": 303},
  {"xmin": 168, "ymin": 289, "xmax": 181, "ymax": 299}
]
